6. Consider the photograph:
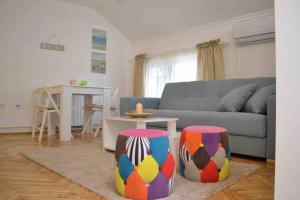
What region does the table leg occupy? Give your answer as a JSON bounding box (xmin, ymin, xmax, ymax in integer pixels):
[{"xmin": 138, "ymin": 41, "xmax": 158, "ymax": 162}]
[
  {"xmin": 136, "ymin": 122, "xmax": 146, "ymax": 129},
  {"xmin": 103, "ymin": 120, "xmax": 136, "ymax": 151},
  {"xmin": 167, "ymin": 121, "xmax": 177, "ymax": 166},
  {"xmin": 102, "ymin": 88, "xmax": 111, "ymax": 120},
  {"xmin": 59, "ymin": 87, "xmax": 72, "ymax": 141},
  {"xmin": 47, "ymin": 112, "xmax": 58, "ymax": 137},
  {"xmin": 47, "ymin": 112, "xmax": 52, "ymax": 136},
  {"xmin": 84, "ymin": 95, "xmax": 93, "ymax": 134},
  {"xmin": 50, "ymin": 94, "xmax": 59, "ymax": 136}
]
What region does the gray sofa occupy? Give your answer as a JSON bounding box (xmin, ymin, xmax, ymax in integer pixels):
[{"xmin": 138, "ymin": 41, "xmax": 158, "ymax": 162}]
[{"xmin": 120, "ymin": 77, "xmax": 276, "ymax": 159}]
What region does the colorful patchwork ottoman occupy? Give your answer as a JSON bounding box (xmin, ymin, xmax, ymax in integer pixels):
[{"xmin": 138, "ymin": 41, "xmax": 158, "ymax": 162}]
[
  {"xmin": 114, "ymin": 129, "xmax": 175, "ymax": 200},
  {"xmin": 179, "ymin": 126, "xmax": 230, "ymax": 183}
]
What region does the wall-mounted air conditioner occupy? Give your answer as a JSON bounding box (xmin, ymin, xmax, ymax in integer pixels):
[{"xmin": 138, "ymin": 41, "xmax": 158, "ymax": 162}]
[{"xmin": 233, "ymin": 15, "xmax": 275, "ymax": 46}]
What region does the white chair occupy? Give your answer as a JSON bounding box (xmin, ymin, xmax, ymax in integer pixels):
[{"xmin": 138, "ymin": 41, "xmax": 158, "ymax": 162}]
[
  {"xmin": 81, "ymin": 89, "xmax": 119, "ymax": 137},
  {"xmin": 32, "ymin": 87, "xmax": 60, "ymax": 141}
]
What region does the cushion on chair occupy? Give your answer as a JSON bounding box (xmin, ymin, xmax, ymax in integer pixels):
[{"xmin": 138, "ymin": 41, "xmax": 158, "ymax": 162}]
[
  {"xmin": 37, "ymin": 104, "xmax": 59, "ymax": 110},
  {"xmin": 85, "ymin": 104, "xmax": 117, "ymax": 110}
]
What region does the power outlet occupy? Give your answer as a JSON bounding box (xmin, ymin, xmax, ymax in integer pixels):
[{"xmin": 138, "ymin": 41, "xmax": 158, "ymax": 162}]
[{"xmin": 15, "ymin": 104, "xmax": 21, "ymax": 109}]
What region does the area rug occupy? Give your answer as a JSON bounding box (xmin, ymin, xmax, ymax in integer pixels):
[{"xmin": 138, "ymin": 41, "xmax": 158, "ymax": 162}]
[{"xmin": 21, "ymin": 143, "xmax": 259, "ymax": 200}]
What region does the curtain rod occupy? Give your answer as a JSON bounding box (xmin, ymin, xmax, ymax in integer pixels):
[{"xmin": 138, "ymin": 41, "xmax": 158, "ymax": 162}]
[
  {"xmin": 196, "ymin": 38, "xmax": 229, "ymax": 47},
  {"xmin": 145, "ymin": 47, "xmax": 197, "ymax": 58},
  {"xmin": 142, "ymin": 39, "xmax": 228, "ymax": 58}
]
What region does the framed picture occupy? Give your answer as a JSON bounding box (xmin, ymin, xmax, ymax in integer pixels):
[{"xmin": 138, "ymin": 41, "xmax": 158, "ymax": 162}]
[
  {"xmin": 91, "ymin": 52, "xmax": 106, "ymax": 74},
  {"xmin": 92, "ymin": 29, "xmax": 106, "ymax": 51}
]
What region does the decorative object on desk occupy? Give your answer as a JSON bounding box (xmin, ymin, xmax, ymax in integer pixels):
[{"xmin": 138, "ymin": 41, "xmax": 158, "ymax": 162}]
[
  {"xmin": 80, "ymin": 80, "xmax": 88, "ymax": 87},
  {"xmin": 125, "ymin": 112, "xmax": 153, "ymax": 118},
  {"xmin": 92, "ymin": 28, "xmax": 106, "ymax": 51},
  {"xmin": 40, "ymin": 34, "xmax": 64, "ymax": 51},
  {"xmin": 136, "ymin": 102, "xmax": 143, "ymax": 113},
  {"xmin": 69, "ymin": 80, "xmax": 88, "ymax": 86},
  {"xmin": 69, "ymin": 79, "xmax": 78, "ymax": 85},
  {"xmin": 91, "ymin": 52, "xmax": 106, "ymax": 74}
]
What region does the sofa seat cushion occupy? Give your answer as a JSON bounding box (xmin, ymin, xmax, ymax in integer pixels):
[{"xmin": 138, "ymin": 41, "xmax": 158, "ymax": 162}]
[{"xmin": 143, "ymin": 109, "xmax": 267, "ymax": 139}]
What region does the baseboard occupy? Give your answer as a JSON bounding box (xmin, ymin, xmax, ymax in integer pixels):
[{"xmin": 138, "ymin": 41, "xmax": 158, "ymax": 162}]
[
  {"xmin": 0, "ymin": 125, "xmax": 86, "ymax": 134},
  {"xmin": 0, "ymin": 126, "xmax": 32, "ymax": 133}
]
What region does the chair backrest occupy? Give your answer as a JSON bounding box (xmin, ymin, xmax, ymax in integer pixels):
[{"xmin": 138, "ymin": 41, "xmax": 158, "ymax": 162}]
[
  {"xmin": 34, "ymin": 87, "xmax": 60, "ymax": 115},
  {"xmin": 44, "ymin": 87, "xmax": 60, "ymax": 115},
  {"xmin": 94, "ymin": 88, "xmax": 119, "ymax": 108}
]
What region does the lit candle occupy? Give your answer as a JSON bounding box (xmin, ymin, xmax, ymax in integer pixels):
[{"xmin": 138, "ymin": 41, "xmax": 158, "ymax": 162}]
[{"xmin": 136, "ymin": 102, "xmax": 143, "ymax": 114}]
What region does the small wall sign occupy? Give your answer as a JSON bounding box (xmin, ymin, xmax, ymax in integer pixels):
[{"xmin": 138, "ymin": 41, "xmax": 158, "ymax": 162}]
[{"xmin": 40, "ymin": 34, "xmax": 65, "ymax": 51}]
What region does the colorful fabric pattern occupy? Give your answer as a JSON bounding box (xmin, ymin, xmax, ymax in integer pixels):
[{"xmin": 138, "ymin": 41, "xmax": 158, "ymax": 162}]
[
  {"xmin": 114, "ymin": 129, "xmax": 175, "ymax": 200},
  {"xmin": 179, "ymin": 126, "xmax": 231, "ymax": 183},
  {"xmin": 126, "ymin": 136, "xmax": 150, "ymax": 166}
]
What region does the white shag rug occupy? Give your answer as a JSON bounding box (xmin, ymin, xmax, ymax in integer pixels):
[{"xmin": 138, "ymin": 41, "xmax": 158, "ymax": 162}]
[{"xmin": 21, "ymin": 143, "xmax": 259, "ymax": 200}]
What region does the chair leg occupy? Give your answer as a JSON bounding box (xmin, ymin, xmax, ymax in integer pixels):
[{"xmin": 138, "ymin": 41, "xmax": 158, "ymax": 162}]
[
  {"xmin": 47, "ymin": 112, "xmax": 52, "ymax": 137},
  {"xmin": 81, "ymin": 112, "xmax": 94, "ymax": 135},
  {"xmin": 32, "ymin": 109, "xmax": 39, "ymax": 138},
  {"xmin": 94, "ymin": 110, "xmax": 105, "ymax": 137},
  {"xmin": 39, "ymin": 110, "xmax": 47, "ymax": 142},
  {"xmin": 94, "ymin": 124, "xmax": 101, "ymax": 137}
]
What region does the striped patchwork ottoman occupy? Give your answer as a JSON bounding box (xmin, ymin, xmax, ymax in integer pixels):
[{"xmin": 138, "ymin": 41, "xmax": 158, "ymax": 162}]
[
  {"xmin": 114, "ymin": 129, "xmax": 175, "ymax": 200},
  {"xmin": 179, "ymin": 126, "xmax": 230, "ymax": 183}
]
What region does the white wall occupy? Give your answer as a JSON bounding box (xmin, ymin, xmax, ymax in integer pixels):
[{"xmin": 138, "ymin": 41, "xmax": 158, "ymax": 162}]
[
  {"xmin": 133, "ymin": 10, "xmax": 275, "ymax": 79},
  {"xmin": 275, "ymin": 0, "xmax": 300, "ymax": 199},
  {"xmin": 0, "ymin": 0, "xmax": 134, "ymax": 130}
]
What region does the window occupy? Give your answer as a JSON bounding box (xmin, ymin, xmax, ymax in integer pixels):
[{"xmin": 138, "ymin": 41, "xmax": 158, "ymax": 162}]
[{"xmin": 144, "ymin": 48, "xmax": 197, "ymax": 97}]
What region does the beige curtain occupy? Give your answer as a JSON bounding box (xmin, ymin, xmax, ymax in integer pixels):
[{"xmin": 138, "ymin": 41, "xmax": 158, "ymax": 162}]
[
  {"xmin": 133, "ymin": 54, "xmax": 147, "ymax": 97},
  {"xmin": 196, "ymin": 39, "xmax": 225, "ymax": 80}
]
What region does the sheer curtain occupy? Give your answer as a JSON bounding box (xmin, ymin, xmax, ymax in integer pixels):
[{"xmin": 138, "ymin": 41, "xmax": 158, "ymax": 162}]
[{"xmin": 144, "ymin": 49, "xmax": 197, "ymax": 97}]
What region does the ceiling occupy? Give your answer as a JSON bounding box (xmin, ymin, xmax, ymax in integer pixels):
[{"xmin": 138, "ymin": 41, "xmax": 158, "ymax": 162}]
[{"xmin": 61, "ymin": 0, "xmax": 274, "ymax": 42}]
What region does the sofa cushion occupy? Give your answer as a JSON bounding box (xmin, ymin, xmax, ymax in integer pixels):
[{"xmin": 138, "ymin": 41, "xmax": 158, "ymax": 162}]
[
  {"xmin": 244, "ymin": 85, "xmax": 276, "ymax": 114},
  {"xmin": 144, "ymin": 109, "xmax": 266, "ymax": 138},
  {"xmin": 159, "ymin": 77, "xmax": 275, "ymax": 112},
  {"xmin": 217, "ymin": 84, "xmax": 257, "ymax": 112}
]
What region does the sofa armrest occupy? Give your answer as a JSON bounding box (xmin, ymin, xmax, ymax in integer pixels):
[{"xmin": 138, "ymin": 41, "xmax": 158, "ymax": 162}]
[
  {"xmin": 266, "ymin": 95, "xmax": 276, "ymax": 159},
  {"xmin": 120, "ymin": 97, "xmax": 160, "ymax": 115}
]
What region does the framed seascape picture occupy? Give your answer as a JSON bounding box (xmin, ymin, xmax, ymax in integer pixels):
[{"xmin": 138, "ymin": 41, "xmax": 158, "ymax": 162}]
[
  {"xmin": 92, "ymin": 29, "xmax": 107, "ymax": 51},
  {"xmin": 91, "ymin": 52, "xmax": 106, "ymax": 74}
]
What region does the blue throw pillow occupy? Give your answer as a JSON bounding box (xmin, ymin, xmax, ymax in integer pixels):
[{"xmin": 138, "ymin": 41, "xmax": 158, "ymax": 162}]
[
  {"xmin": 244, "ymin": 85, "xmax": 276, "ymax": 114},
  {"xmin": 217, "ymin": 84, "xmax": 257, "ymax": 112}
]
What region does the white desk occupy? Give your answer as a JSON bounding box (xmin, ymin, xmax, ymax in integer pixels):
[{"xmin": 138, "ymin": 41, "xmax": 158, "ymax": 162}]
[{"xmin": 36, "ymin": 85, "xmax": 111, "ymax": 141}]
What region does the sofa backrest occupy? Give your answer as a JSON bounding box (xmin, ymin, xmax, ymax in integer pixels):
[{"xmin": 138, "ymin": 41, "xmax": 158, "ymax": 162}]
[{"xmin": 159, "ymin": 77, "xmax": 275, "ymax": 111}]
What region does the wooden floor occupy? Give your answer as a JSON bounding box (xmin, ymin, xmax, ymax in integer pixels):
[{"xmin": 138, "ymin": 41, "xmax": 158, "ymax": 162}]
[{"xmin": 0, "ymin": 133, "xmax": 274, "ymax": 200}]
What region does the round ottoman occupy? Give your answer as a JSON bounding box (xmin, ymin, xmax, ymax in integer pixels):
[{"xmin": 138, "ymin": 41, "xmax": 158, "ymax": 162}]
[
  {"xmin": 114, "ymin": 129, "xmax": 175, "ymax": 200},
  {"xmin": 179, "ymin": 126, "xmax": 230, "ymax": 183}
]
